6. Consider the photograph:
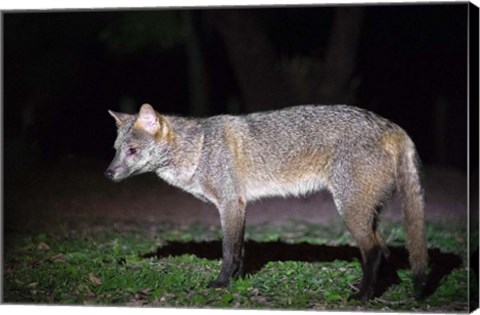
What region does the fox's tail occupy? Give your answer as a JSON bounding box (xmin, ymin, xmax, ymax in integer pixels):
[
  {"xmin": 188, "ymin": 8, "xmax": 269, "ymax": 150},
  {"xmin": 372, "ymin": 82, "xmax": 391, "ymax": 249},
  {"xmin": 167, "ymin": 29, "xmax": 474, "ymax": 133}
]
[{"xmin": 397, "ymin": 134, "xmax": 429, "ymax": 298}]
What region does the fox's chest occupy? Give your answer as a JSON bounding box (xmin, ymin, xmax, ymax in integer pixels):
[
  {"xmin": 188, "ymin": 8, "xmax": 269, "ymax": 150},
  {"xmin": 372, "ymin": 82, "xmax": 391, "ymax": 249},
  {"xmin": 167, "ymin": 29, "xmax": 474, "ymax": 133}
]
[{"xmin": 156, "ymin": 168, "xmax": 210, "ymax": 202}]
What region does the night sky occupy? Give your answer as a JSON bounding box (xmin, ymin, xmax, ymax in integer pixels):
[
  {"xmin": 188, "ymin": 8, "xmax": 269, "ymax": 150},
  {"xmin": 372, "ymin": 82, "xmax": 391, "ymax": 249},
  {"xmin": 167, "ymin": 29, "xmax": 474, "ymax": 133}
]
[{"xmin": 3, "ymin": 3, "xmax": 469, "ymax": 173}]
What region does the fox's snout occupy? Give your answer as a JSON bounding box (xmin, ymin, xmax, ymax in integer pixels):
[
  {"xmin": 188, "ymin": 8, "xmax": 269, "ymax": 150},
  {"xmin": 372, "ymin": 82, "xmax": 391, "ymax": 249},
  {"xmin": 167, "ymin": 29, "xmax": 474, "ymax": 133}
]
[
  {"xmin": 105, "ymin": 152, "xmax": 127, "ymax": 182},
  {"xmin": 105, "ymin": 157, "xmax": 134, "ymax": 182},
  {"xmin": 104, "ymin": 168, "xmax": 115, "ymax": 180},
  {"xmin": 105, "ymin": 159, "xmax": 123, "ymax": 181},
  {"xmin": 104, "ymin": 166, "xmax": 125, "ymax": 182}
]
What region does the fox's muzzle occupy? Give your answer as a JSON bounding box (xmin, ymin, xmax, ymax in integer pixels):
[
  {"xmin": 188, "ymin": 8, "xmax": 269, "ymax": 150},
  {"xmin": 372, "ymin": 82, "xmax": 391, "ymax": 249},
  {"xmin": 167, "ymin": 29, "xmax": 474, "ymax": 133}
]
[
  {"xmin": 105, "ymin": 154, "xmax": 127, "ymax": 182},
  {"xmin": 104, "ymin": 165, "xmax": 127, "ymax": 182},
  {"xmin": 104, "ymin": 168, "xmax": 115, "ymax": 180}
]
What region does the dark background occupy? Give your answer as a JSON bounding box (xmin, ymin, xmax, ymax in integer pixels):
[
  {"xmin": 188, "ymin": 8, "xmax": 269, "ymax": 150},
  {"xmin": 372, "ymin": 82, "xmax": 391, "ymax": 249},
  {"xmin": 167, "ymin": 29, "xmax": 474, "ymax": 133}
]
[
  {"xmin": 3, "ymin": 3, "xmax": 468, "ymax": 178},
  {"xmin": 2, "ymin": 6, "xmax": 474, "ymax": 307}
]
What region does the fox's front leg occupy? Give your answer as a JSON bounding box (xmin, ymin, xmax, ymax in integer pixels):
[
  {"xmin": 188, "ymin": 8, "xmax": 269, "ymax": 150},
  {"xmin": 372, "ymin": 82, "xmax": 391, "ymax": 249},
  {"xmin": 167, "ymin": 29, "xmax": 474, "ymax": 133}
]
[{"xmin": 208, "ymin": 197, "xmax": 246, "ymax": 288}]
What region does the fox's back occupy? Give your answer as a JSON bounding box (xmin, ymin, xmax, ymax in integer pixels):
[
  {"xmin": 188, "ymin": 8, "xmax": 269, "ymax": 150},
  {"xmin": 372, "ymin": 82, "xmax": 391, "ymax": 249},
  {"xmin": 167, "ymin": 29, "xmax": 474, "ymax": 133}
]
[
  {"xmin": 217, "ymin": 105, "xmax": 405, "ymax": 200},
  {"xmin": 244, "ymin": 105, "xmax": 394, "ymax": 148}
]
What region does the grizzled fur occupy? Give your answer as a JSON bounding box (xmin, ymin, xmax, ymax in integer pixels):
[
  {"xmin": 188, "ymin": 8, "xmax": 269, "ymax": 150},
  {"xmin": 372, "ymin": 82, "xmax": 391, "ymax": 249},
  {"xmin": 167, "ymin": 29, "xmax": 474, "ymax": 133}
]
[{"xmin": 106, "ymin": 104, "xmax": 428, "ymax": 301}]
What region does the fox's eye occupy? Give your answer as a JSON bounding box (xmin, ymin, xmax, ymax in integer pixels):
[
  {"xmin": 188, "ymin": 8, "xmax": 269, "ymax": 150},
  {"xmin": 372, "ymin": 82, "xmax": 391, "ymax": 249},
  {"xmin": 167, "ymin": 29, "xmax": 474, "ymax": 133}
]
[{"xmin": 127, "ymin": 148, "xmax": 137, "ymax": 155}]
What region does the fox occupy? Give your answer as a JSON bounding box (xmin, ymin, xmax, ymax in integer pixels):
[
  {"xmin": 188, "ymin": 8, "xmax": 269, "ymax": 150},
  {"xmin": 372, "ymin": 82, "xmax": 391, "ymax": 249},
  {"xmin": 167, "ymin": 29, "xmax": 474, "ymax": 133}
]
[{"xmin": 105, "ymin": 103, "xmax": 428, "ymax": 301}]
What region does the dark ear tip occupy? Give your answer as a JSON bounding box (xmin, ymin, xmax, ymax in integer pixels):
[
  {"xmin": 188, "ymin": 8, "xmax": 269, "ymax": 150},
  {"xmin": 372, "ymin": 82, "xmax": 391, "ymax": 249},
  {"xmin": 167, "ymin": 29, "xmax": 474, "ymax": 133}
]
[{"xmin": 108, "ymin": 110, "xmax": 131, "ymax": 126}]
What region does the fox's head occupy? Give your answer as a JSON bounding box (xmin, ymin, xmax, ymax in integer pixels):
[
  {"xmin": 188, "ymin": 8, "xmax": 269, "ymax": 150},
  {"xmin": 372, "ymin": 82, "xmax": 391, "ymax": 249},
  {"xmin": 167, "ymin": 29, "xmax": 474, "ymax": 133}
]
[{"xmin": 105, "ymin": 103, "xmax": 174, "ymax": 182}]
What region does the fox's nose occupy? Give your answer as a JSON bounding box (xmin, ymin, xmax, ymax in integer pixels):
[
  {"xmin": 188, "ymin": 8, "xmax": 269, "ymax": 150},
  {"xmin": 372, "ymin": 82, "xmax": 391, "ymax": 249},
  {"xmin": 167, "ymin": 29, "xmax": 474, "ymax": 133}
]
[{"xmin": 104, "ymin": 169, "xmax": 115, "ymax": 179}]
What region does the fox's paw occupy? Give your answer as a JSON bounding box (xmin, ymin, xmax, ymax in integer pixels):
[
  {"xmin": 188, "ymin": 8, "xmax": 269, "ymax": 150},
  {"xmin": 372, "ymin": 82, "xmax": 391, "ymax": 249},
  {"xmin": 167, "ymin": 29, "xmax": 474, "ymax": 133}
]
[
  {"xmin": 413, "ymin": 271, "xmax": 428, "ymax": 300},
  {"xmin": 208, "ymin": 279, "xmax": 229, "ymax": 288},
  {"xmin": 348, "ymin": 283, "xmax": 374, "ymax": 302},
  {"xmin": 348, "ymin": 286, "xmax": 374, "ymax": 302}
]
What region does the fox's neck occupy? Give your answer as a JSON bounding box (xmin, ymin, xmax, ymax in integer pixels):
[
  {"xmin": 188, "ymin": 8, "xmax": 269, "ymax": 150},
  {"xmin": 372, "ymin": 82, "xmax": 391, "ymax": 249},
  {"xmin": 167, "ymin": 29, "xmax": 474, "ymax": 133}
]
[{"xmin": 157, "ymin": 116, "xmax": 204, "ymax": 183}]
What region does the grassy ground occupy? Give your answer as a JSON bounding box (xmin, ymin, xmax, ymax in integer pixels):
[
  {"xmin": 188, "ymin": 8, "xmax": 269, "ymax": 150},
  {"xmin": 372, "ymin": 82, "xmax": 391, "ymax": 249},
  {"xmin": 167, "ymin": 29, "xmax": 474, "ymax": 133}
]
[{"xmin": 3, "ymin": 219, "xmax": 474, "ymax": 311}]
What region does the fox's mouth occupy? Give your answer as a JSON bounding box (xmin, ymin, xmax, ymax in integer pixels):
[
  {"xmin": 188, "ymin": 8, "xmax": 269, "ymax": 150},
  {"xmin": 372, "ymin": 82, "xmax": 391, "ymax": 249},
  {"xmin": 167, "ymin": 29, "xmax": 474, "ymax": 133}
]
[
  {"xmin": 105, "ymin": 167, "xmax": 144, "ymax": 182},
  {"xmin": 104, "ymin": 168, "xmax": 128, "ymax": 182}
]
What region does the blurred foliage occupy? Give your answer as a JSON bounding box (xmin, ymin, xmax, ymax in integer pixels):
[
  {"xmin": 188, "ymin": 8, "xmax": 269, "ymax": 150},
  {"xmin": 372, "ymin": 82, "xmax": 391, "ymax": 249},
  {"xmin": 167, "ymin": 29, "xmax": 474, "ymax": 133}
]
[{"xmin": 99, "ymin": 11, "xmax": 187, "ymax": 55}]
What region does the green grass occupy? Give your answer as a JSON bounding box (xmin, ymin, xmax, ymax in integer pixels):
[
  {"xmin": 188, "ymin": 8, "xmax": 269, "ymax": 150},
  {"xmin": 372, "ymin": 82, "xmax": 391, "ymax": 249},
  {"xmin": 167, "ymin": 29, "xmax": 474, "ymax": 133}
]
[{"xmin": 3, "ymin": 220, "xmax": 472, "ymax": 311}]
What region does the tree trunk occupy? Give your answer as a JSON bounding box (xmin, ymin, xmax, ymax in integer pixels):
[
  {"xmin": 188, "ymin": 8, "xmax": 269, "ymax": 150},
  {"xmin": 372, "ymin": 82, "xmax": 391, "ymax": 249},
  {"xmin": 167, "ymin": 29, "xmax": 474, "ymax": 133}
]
[
  {"xmin": 184, "ymin": 11, "xmax": 209, "ymax": 116},
  {"xmin": 311, "ymin": 7, "xmax": 364, "ymax": 103},
  {"xmin": 206, "ymin": 9, "xmax": 295, "ymax": 112},
  {"xmin": 207, "ymin": 7, "xmax": 364, "ymax": 111}
]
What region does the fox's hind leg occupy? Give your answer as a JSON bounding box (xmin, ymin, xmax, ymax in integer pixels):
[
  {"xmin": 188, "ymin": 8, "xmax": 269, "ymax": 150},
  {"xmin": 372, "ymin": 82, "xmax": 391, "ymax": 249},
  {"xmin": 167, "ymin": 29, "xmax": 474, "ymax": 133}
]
[
  {"xmin": 329, "ymin": 152, "xmax": 395, "ymax": 300},
  {"xmin": 333, "ymin": 181, "xmax": 392, "ymax": 301},
  {"xmin": 342, "ymin": 205, "xmax": 385, "ymax": 301}
]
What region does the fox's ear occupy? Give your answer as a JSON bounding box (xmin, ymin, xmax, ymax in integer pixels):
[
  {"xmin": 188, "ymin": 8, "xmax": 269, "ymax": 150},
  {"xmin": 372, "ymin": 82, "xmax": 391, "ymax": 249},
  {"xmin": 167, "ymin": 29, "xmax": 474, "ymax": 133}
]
[
  {"xmin": 135, "ymin": 103, "xmax": 163, "ymax": 136},
  {"xmin": 135, "ymin": 104, "xmax": 172, "ymax": 140},
  {"xmin": 108, "ymin": 110, "xmax": 131, "ymax": 127}
]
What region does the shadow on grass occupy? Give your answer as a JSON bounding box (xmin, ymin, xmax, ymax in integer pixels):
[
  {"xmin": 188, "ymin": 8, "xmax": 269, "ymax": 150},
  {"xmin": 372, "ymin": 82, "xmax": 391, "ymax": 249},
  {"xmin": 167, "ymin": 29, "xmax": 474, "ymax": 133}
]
[{"xmin": 143, "ymin": 241, "xmax": 461, "ymax": 299}]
